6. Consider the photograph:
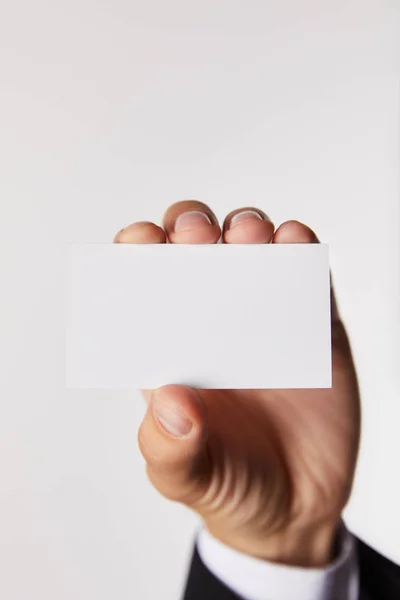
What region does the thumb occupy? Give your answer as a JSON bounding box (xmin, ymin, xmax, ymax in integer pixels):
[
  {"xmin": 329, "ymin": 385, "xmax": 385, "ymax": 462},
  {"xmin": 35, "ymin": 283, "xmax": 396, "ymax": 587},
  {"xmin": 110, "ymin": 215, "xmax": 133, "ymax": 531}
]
[{"xmin": 138, "ymin": 385, "xmax": 210, "ymax": 506}]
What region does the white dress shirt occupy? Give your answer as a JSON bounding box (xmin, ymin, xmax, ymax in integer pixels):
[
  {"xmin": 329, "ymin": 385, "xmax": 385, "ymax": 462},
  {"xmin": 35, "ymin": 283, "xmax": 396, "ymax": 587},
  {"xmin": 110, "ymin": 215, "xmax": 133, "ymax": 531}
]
[{"xmin": 198, "ymin": 523, "xmax": 359, "ymax": 600}]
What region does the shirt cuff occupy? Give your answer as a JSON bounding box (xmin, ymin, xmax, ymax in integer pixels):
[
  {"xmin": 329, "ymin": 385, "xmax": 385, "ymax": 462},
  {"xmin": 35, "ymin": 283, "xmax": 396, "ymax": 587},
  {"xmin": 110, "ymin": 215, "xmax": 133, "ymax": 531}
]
[{"xmin": 197, "ymin": 523, "xmax": 359, "ymax": 600}]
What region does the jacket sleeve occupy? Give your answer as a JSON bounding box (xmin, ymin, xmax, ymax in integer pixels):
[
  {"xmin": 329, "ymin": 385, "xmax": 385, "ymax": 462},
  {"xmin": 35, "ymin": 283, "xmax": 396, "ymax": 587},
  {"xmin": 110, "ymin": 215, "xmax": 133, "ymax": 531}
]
[
  {"xmin": 183, "ymin": 545, "xmax": 241, "ymax": 600},
  {"xmin": 182, "ymin": 538, "xmax": 400, "ymax": 600},
  {"xmin": 357, "ymin": 538, "xmax": 400, "ymax": 600}
]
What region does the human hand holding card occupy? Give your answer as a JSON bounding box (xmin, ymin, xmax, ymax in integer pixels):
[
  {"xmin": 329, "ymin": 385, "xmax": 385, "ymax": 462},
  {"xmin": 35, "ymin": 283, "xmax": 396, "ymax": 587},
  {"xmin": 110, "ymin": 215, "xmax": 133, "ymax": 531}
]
[{"xmin": 67, "ymin": 205, "xmax": 360, "ymax": 571}]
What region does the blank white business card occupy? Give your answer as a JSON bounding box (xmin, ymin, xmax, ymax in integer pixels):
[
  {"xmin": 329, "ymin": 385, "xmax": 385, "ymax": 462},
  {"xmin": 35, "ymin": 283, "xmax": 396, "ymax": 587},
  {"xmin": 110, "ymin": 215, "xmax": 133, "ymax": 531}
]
[{"xmin": 66, "ymin": 244, "xmax": 332, "ymax": 390}]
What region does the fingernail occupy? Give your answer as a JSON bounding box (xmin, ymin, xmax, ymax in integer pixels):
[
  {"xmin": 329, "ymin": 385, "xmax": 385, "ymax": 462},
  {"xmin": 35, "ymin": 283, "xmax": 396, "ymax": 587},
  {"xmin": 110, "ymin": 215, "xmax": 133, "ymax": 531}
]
[
  {"xmin": 175, "ymin": 211, "xmax": 212, "ymax": 232},
  {"xmin": 153, "ymin": 396, "xmax": 193, "ymax": 437},
  {"xmin": 229, "ymin": 210, "xmax": 264, "ymax": 229}
]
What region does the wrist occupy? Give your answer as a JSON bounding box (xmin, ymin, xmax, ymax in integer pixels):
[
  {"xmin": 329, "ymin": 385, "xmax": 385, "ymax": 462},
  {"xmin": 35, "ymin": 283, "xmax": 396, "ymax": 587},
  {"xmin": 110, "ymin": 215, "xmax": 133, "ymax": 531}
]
[{"xmin": 206, "ymin": 520, "xmax": 340, "ymax": 568}]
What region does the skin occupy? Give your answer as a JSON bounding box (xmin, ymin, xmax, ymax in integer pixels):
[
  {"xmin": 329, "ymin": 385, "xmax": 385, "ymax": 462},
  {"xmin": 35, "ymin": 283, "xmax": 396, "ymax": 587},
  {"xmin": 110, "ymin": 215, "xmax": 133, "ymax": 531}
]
[{"xmin": 114, "ymin": 201, "xmax": 361, "ymax": 568}]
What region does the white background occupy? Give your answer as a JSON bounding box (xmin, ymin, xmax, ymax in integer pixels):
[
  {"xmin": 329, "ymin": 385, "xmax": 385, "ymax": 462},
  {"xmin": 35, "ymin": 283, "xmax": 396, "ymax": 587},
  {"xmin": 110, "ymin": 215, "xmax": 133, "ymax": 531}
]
[{"xmin": 0, "ymin": 1, "xmax": 399, "ymax": 599}]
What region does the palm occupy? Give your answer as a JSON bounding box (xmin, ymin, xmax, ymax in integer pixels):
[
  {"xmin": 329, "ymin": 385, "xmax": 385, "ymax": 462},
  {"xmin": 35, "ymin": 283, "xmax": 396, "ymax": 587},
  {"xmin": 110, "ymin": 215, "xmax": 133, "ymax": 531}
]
[{"xmin": 195, "ymin": 319, "xmax": 360, "ymax": 550}]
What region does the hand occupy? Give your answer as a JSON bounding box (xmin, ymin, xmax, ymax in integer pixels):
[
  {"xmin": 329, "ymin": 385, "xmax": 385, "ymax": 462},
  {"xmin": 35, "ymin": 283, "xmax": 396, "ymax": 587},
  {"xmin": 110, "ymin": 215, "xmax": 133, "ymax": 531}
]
[{"xmin": 114, "ymin": 201, "xmax": 361, "ymax": 568}]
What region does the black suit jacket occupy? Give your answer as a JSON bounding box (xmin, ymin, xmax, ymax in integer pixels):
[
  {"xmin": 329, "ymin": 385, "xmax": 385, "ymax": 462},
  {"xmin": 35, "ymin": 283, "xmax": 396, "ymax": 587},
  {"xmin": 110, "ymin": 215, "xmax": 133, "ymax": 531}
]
[{"xmin": 183, "ymin": 538, "xmax": 400, "ymax": 600}]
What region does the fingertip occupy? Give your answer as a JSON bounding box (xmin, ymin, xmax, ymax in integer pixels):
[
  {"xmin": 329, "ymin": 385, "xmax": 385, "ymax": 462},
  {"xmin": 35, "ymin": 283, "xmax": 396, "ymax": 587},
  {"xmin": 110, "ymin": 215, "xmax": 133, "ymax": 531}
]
[
  {"xmin": 223, "ymin": 208, "xmax": 275, "ymax": 244},
  {"xmin": 163, "ymin": 201, "xmax": 221, "ymax": 244},
  {"xmin": 152, "ymin": 385, "xmax": 206, "ymax": 430},
  {"xmin": 224, "ymin": 218, "xmax": 275, "ymax": 244},
  {"xmin": 273, "ymin": 220, "xmax": 319, "ymax": 244},
  {"xmin": 169, "ymin": 224, "xmax": 221, "ymax": 244},
  {"xmin": 114, "ymin": 222, "xmax": 166, "ymax": 244}
]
